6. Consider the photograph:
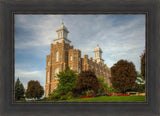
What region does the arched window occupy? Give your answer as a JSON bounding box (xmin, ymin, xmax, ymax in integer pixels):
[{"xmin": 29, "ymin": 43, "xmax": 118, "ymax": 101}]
[
  {"xmin": 70, "ymin": 55, "xmax": 73, "ymax": 61},
  {"xmin": 56, "ymin": 51, "xmax": 59, "ymax": 62},
  {"xmin": 97, "ymin": 52, "xmax": 98, "ymax": 57},
  {"xmin": 78, "ymin": 67, "xmax": 81, "ymax": 73},
  {"xmin": 47, "ymin": 71, "xmax": 50, "ymax": 83},
  {"xmin": 58, "ymin": 33, "xmax": 60, "ymax": 38},
  {"xmin": 55, "ymin": 68, "xmax": 59, "ymax": 80},
  {"xmin": 61, "ymin": 32, "xmax": 63, "ymax": 37},
  {"xmin": 58, "ymin": 31, "xmax": 62, "ymax": 38}
]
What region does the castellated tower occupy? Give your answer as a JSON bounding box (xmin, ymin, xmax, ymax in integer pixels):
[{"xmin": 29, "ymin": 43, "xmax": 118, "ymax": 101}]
[
  {"xmin": 93, "ymin": 44, "xmax": 104, "ymax": 63},
  {"xmin": 45, "ymin": 22, "xmax": 111, "ymax": 97}
]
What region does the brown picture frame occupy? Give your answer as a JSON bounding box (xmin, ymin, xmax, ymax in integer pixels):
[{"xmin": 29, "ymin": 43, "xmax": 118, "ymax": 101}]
[{"xmin": 0, "ymin": 0, "xmax": 160, "ymax": 116}]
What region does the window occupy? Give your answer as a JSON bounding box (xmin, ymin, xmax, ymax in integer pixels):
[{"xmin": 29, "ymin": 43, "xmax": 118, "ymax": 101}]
[
  {"xmin": 48, "ymin": 61, "xmax": 50, "ymax": 65},
  {"xmin": 79, "ymin": 57, "xmax": 81, "ymax": 61},
  {"xmin": 61, "ymin": 32, "xmax": 63, "ymax": 37},
  {"xmin": 58, "ymin": 33, "xmax": 60, "ymax": 38},
  {"xmin": 56, "ymin": 51, "xmax": 59, "ymax": 62},
  {"xmin": 70, "ymin": 55, "xmax": 73, "ymax": 61},
  {"xmin": 70, "ymin": 67, "xmax": 73, "ymax": 70},
  {"xmin": 47, "ymin": 72, "xmax": 50, "ymax": 83},
  {"xmin": 64, "ymin": 32, "xmax": 66, "ymax": 38},
  {"xmin": 55, "ymin": 68, "xmax": 59, "ymax": 80},
  {"xmin": 78, "ymin": 67, "xmax": 81, "ymax": 73},
  {"xmin": 59, "ymin": 31, "xmax": 62, "ymax": 38}
]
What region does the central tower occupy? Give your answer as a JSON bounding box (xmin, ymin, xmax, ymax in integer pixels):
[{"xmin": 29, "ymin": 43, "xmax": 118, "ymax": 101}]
[
  {"xmin": 45, "ymin": 21, "xmax": 73, "ymax": 97},
  {"xmin": 54, "ymin": 21, "xmax": 71, "ymax": 44},
  {"xmin": 93, "ymin": 44, "xmax": 104, "ymax": 63}
]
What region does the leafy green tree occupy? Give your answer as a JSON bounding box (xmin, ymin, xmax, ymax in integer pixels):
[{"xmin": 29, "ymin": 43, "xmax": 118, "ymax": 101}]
[
  {"xmin": 97, "ymin": 77, "xmax": 116, "ymax": 94},
  {"xmin": 136, "ymin": 73, "xmax": 145, "ymax": 84},
  {"xmin": 49, "ymin": 67, "xmax": 78, "ymax": 100},
  {"xmin": 97, "ymin": 77, "xmax": 107, "ymax": 94},
  {"xmin": 15, "ymin": 78, "xmax": 25, "ymax": 100},
  {"xmin": 98, "ymin": 77, "xmax": 105, "ymax": 84},
  {"xmin": 111, "ymin": 60, "xmax": 137, "ymax": 93},
  {"xmin": 57, "ymin": 67, "xmax": 78, "ymax": 94},
  {"xmin": 76, "ymin": 70, "xmax": 100, "ymax": 94},
  {"xmin": 133, "ymin": 73, "xmax": 145, "ymax": 93},
  {"xmin": 141, "ymin": 52, "xmax": 145, "ymax": 79},
  {"xmin": 25, "ymin": 80, "xmax": 44, "ymax": 99}
]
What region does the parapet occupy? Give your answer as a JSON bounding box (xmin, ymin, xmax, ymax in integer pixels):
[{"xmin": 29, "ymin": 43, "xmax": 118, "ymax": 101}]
[
  {"xmin": 69, "ymin": 49, "xmax": 81, "ymax": 53},
  {"xmin": 84, "ymin": 54, "xmax": 88, "ymax": 58},
  {"xmin": 70, "ymin": 45, "xmax": 74, "ymax": 49}
]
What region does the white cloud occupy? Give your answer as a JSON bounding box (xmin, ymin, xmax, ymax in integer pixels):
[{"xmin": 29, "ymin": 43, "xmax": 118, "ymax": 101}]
[{"xmin": 15, "ymin": 15, "xmax": 63, "ymax": 49}]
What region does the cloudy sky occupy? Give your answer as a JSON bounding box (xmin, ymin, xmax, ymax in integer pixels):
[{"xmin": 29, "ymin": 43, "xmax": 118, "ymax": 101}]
[{"xmin": 15, "ymin": 14, "xmax": 145, "ymax": 89}]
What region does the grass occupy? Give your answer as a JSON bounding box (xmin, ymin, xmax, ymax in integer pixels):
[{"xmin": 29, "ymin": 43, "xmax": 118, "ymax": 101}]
[{"xmin": 65, "ymin": 96, "xmax": 145, "ymax": 102}]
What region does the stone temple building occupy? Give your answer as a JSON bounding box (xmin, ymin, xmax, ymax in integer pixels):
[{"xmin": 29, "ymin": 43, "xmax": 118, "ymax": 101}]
[{"xmin": 45, "ymin": 22, "xmax": 111, "ymax": 97}]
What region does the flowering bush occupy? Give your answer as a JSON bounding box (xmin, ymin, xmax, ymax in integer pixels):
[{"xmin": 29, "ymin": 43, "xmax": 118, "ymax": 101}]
[
  {"xmin": 108, "ymin": 93, "xmax": 113, "ymax": 96},
  {"xmin": 80, "ymin": 93, "xmax": 130, "ymax": 98},
  {"xmin": 118, "ymin": 93, "xmax": 130, "ymax": 96},
  {"xmin": 108, "ymin": 93, "xmax": 130, "ymax": 96},
  {"xmin": 80, "ymin": 95, "xmax": 95, "ymax": 98}
]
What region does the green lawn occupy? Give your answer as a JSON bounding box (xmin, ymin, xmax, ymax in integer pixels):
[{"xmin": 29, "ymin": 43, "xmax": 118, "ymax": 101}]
[{"xmin": 65, "ymin": 96, "xmax": 145, "ymax": 102}]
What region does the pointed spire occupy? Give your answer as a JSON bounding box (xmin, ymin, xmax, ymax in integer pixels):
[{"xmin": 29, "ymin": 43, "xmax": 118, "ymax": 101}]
[{"xmin": 97, "ymin": 44, "xmax": 99, "ymax": 47}]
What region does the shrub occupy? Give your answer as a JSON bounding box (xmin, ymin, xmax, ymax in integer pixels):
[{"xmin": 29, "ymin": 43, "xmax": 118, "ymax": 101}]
[
  {"xmin": 97, "ymin": 89, "xmax": 103, "ymax": 96},
  {"xmin": 107, "ymin": 86, "xmax": 116, "ymax": 93},
  {"xmin": 49, "ymin": 92, "xmax": 62, "ymax": 101},
  {"xmin": 86, "ymin": 90, "xmax": 94, "ymax": 96},
  {"xmin": 60, "ymin": 95, "xmax": 68, "ymax": 100},
  {"xmin": 66, "ymin": 91, "xmax": 73, "ymax": 100}
]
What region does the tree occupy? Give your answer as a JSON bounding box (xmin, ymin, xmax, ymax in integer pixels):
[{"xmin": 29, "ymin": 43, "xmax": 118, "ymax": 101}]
[
  {"xmin": 56, "ymin": 67, "xmax": 78, "ymax": 94},
  {"xmin": 97, "ymin": 77, "xmax": 107, "ymax": 93},
  {"xmin": 111, "ymin": 60, "xmax": 137, "ymax": 93},
  {"xmin": 25, "ymin": 80, "xmax": 44, "ymax": 99},
  {"xmin": 49, "ymin": 67, "xmax": 78, "ymax": 100},
  {"xmin": 15, "ymin": 78, "xmax": 25, "ymax": 100},
  {"xmin": 141, "ymin": 52, "xmax": 145, "ymax": 79},
  {"xmin": 97, "ymin": 77, "xmax": 105, "ymax": 84},
  {"xmin": 133, "ymin": 73, "xmax": 145, "ymax": 93},
  {"xmin": 76, "ymin": 70, "xmax": 100, "ymax": 94},
  {"xmin": 97, "ymin": 77, "xmax": 116, "ymax": 94}
]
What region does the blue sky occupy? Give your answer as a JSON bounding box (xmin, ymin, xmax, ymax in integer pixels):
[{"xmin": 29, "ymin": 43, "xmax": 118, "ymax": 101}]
[{"xmin": 15, "ymin": 14, "xmax": 145, "ymax": 89}]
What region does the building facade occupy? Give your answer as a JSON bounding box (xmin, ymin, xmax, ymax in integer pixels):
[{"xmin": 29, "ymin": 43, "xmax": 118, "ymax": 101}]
[{"xmin": 45, "ymin": 22, "xmax": 111, "ymax": 97}]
